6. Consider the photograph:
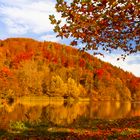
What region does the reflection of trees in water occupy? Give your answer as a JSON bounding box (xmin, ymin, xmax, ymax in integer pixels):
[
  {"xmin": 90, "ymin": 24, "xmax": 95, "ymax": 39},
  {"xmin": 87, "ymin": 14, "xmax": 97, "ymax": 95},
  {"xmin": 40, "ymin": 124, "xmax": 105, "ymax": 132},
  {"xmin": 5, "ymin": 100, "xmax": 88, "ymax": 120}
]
[
  {"xmin": 0, "ymin": 101, "xmax": 89, "ymax": 129},
  {"xmin": 0, "ymin": 101, "xmax": 140, "ymax": 130},
  {"xmin": 40, "ymin": 102, "xmax": 88, "ymax": 126},
  {"xmin": 87, "ymin": 101, "xmax": 132, "ymax": 119},
  {"xmin": 0, "ymin": 104, "xmax": 27, "ymax": 129},
  {"xmin": 0, "ymin": 104, "xmax": 42, "ymax": 129},
  {"xmin": 128, "ymin": 103, "xmax": 140, "ymax": 117},
  {"xmin": 24, "ymin": 106, "xmax": 42, "ymax": 122}
]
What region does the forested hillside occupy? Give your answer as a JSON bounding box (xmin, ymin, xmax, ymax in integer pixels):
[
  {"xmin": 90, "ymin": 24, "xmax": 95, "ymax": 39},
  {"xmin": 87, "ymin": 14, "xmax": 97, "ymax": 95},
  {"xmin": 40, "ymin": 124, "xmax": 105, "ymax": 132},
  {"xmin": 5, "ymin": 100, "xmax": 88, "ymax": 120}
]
[{"xmin": 0, "ymin": 38, "xmax": 140, "ymax": 101}]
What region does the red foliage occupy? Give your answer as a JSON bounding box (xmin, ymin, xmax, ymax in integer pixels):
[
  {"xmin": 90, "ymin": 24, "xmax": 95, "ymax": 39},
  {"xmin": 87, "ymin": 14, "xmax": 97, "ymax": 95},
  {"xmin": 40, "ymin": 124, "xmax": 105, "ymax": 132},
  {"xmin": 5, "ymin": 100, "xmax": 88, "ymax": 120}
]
[
  {"xmin": 54, "ymin": 43, "xmax": 61, "ymax": 50},
  {"xmin": 129, "ymin": 77, "xmax": 140, "ymax": 92},
  {"xmin": 0, "ymin": 67, "xmax": 13, "ymax": 85},
  {"xmin": 52, "ymin": 56, "xmax": 58, "ymax": 64},
  {"xmin": 65, "ymin": 47, "xmax": 72, "ymax": 54},
  {"xmin": 96, "ymin": 69, "xmax": 104, "ymax": 79},
  {"xmin": 12, "ymin": 51, "xmax": 34, "ymax": 67},
  {"xmin": 60, "ymin": 55, "xmax": 75, "ymax": 67},
  {"xmin": 68, "ymin": 58, "xmax": 74, "ymax": 67},
  {"xmin": 43, "ymin": 50, "xmax": 53, "ymax": 61},
  {"xmin": 61, "ymin": 55, "xmax": 67, "ymax": 65},
  {"xmin": 79, "ymin": 58, "xmax": 86, "ymax": 68},
  {"xmin": 0, "ymin": 67, "xmax": 12, "ymax": 77}
]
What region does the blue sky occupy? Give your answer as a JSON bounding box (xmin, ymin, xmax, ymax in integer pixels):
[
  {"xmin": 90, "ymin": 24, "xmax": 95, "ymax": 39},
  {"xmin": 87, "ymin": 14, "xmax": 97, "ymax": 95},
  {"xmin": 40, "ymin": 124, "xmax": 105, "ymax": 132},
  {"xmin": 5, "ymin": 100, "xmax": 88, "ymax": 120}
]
[{"xmin": 0, "ymin": 0, "xmax": 140, "ymax": 77}]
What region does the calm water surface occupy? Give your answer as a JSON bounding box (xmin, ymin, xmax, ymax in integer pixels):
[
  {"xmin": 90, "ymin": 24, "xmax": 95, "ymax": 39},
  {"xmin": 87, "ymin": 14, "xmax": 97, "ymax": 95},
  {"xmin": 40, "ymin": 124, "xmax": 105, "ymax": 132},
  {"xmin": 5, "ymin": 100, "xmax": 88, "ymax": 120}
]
[{"xmin": 0, "ymin": 99, "xmax": 140, "ymax": 130}]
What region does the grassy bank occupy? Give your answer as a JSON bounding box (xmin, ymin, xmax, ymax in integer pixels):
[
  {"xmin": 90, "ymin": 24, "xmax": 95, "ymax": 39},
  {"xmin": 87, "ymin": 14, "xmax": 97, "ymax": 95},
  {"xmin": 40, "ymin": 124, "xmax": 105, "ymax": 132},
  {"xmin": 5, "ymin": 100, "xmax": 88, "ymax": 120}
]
[{"xmin": 0, "ymin": 117, "xmax": 140, "ymax": 139}]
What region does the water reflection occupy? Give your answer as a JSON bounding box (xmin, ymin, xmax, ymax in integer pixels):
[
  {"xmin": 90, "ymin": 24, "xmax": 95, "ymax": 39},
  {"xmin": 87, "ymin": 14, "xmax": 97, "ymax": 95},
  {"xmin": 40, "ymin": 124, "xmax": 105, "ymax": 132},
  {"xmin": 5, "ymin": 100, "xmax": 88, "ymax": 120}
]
[
  {"xmin": 0, "ymin": 99, "xmax": 140, "ymax": 130},
  {"xmin": 42, "ymin": 102, "xmax": 88, "ymax": 126},
  {"xmin": 88, "ymin": 101, "xmax": 132, "ymax": 119}
]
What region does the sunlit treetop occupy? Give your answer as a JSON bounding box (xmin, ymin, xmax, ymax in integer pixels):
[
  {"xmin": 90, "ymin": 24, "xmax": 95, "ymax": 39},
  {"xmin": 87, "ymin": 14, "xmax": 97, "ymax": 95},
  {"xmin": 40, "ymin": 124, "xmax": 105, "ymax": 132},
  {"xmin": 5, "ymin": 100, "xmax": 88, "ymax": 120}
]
[{"xmin": 50, "ymin": 0, "xmax": 140, "ymax": 58}]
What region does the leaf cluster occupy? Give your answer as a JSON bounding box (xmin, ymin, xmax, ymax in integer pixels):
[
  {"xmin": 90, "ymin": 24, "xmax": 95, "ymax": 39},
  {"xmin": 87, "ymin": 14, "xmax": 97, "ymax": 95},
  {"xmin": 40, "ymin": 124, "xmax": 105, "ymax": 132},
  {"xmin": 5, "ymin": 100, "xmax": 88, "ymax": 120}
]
[{"xmin": 50, "ymin": 0, "xmax": 140, "ymax": 57}]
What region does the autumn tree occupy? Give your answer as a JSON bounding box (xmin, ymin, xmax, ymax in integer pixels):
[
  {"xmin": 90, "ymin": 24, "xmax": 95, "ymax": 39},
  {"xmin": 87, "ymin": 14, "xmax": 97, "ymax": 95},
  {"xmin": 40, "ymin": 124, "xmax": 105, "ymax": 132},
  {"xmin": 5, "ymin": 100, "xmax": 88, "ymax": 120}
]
[
  {"xmin": 67, "ymin": 77, "xmax": 80, "ymax": 98},
  {"xmin": 50, "ymin": 0, "xmax": 140, "ymax": 57},
  {"xmin": 49, "ymin": 75, "xmax": 67, "ymax": 96}
]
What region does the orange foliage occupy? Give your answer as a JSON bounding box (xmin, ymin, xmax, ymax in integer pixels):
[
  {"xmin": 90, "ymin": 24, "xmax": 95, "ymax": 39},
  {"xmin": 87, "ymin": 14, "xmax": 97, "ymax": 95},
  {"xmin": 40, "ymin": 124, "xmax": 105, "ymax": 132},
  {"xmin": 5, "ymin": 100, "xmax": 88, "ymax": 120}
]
[{"xmin": 0, "ymin": 38, "xmax": 140, "ymax": 100}]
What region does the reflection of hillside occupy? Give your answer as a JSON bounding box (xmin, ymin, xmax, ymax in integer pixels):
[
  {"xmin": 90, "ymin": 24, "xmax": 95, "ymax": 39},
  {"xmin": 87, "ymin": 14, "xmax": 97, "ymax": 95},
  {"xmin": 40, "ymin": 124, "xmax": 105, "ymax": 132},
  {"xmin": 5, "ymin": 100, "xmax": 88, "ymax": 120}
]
[
  {"xmin": 0, "ymin": 100, "xmax": 140, "ymax": 130},
  {"xmin": 0, "ymin": 100, "xmax": 89, "ymax": 130},
  {"xmin": 87, "ymin": 101, "xmax": 140, "ymax": 119},
  {"xmin": 128, "ymin": 103, "xmax": 140, "ymax": 117},
  {"xmin": 41, "ymin": 102, "xmax": 88, "ymax": 126},
  {"xmin": 0, "ymin": 104, "xmax": 42, "ymax": 130},
  {"xmin": 88, "ymin": 101, "xmax": 132, "ymax": 119}
]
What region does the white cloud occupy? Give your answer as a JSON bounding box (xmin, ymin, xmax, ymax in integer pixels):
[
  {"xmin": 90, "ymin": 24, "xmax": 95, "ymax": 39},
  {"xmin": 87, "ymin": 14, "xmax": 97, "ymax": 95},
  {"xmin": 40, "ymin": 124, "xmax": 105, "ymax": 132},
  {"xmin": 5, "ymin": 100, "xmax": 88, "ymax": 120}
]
[
  {"xmin": 0, "ymin": 0, "xmax": 60, "ymax": 34},
  {"xmin": 39, "ymin": 34, "xmax": 61, "ymax": 42},
  {"xmin": 4, "ymin": 18, "xmax": 29, "ymax": 34},
  {"xmin": 97, "ymin": 54, "xmax": 140, "ymax": 77}
]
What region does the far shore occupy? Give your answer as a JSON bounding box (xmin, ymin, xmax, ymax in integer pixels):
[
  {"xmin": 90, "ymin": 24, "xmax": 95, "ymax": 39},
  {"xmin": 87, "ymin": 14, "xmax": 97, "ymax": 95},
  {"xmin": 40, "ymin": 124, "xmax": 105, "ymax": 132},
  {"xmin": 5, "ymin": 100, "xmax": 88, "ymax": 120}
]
[{"xmin": 0, "ymin": 96, "xmax": 140, "ymax": 107}]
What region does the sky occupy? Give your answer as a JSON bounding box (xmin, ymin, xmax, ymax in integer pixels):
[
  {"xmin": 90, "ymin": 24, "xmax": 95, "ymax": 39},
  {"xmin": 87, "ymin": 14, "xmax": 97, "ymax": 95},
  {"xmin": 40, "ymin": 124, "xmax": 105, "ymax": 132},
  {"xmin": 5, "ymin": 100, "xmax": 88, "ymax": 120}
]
[{"xmin": 0, "ymin": 0, "xmax": 140, "ymax": 77}]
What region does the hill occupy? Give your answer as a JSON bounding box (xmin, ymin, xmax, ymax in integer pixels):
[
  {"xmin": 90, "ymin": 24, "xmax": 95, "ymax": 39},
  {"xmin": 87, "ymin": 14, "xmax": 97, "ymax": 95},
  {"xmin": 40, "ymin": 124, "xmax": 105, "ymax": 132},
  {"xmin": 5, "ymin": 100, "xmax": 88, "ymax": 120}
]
[{"xmin": 0, "ymin": 38, "xmax": 140, "ymax": 101}]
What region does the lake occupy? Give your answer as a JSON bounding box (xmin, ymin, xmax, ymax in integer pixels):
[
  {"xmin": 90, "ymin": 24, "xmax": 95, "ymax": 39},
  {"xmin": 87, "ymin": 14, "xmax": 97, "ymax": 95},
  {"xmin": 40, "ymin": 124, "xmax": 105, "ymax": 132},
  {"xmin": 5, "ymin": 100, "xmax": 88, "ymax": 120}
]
[{"xmin": 0, "ymin": 98, "xmax": 140, "ymax": 131}]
